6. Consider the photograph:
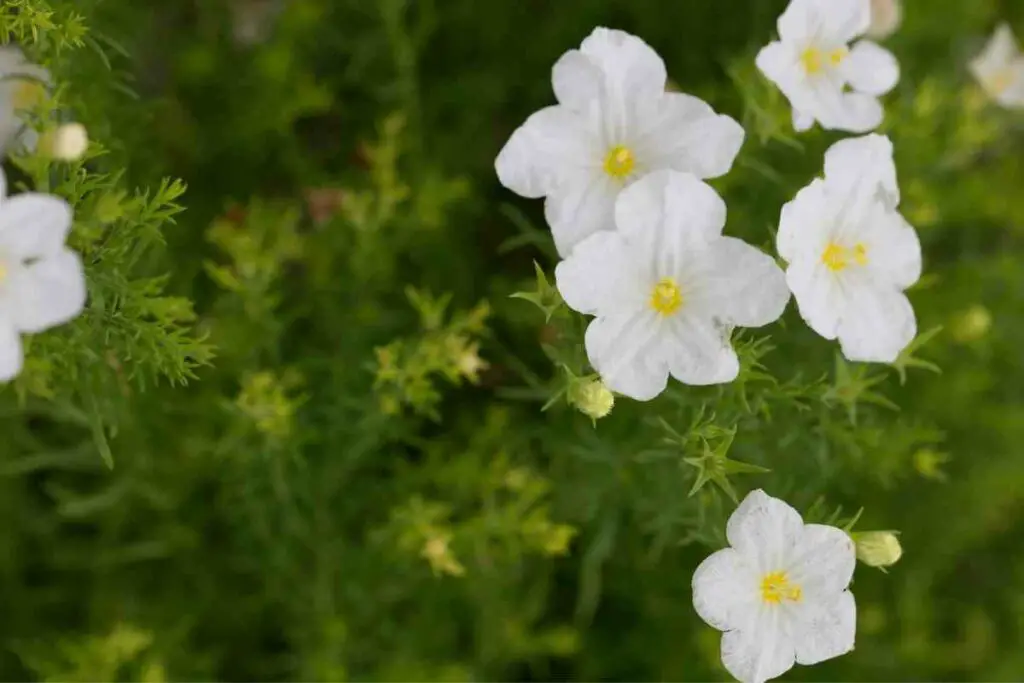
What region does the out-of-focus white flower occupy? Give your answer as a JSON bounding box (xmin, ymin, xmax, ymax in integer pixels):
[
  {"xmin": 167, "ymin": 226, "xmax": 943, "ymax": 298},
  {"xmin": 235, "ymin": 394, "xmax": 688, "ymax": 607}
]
[
  {"xmin": 229, "ymin": 0, "xmax": 285, "ymax": 46},
  {"xmin": 0, "ymin": 46, "xmax": 51, "ymax": 153},
  {"xmin": 756, "ymin": 0, "xmax": 899, "ymax": 132},
  {"xmin": 970, "ymin": 23, "xmax": 1024, "ymax": 109},
  {"xmin": 867, "ymin": 0, "xmax": 903, "ymax": 40},
  {"xmin": 41, "ymin": 122, "xmax": 89, "ymax": 161},
  {"xmin": 496, "ymin": 27, "xmax": 744, "ymax": 257},
  {"xmin": 692, "ymin": 489, "xmax": 857, "ymax": 683},
  {"xmin": 554, "ymin": 170, "xmax": 789, "ymax": 401},
  {"xmin": 0, "ymin": 167, "xmax": 87, "ymax": 381},
  {"xmin": 777, "ymin": 134, "xmax": 921, "ymax": 363}
]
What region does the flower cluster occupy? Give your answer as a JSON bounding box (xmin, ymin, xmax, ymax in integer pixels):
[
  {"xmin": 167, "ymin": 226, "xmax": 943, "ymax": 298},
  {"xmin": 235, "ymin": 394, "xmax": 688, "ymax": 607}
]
[
  {"xmin": 0, "ymin": 46, "xmax": 89, "ymax": 382},
  {"xmin": 489, "ymin": 0, "xmax": 1024, "ymax": 678}
]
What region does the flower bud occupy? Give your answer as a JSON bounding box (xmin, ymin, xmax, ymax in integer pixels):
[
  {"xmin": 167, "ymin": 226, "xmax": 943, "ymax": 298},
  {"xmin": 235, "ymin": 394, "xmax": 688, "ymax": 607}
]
[
  {"xmin": 952, "ymin": 305, "xmax": 992, "ymax": 343},
  {"xmin": 853, "ymin": 531, "xmax": 903, "ymax": 568},
  {"xmin": 570, "ymin": 378, "xmax": 614, "ymax": 420},
  {"xmin": 867, "ymin": 0, "xmax": 902, "ymax": 40},
  {"xmin": 41, "ymin": 123, "xmax": 89, "ymax": 161}
]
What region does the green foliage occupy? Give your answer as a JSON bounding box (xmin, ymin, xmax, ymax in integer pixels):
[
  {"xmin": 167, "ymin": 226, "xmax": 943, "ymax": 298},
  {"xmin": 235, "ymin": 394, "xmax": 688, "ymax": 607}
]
[{"xmin": 3, "ymin": 0, "xmax": 1024, "ymax": 681}]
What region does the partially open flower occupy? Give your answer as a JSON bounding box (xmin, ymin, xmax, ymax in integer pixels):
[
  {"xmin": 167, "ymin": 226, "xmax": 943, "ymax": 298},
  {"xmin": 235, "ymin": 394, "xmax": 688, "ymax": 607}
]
[
  {"xmin": 0, "ymin": 46, "xmax": 51, "ymax": 153},
  {"xmin": 569, "ymin": 377, "xmax": 615, "ymax": 420},
  {"xmin": 41, "ymin": 122, "xmax": 89, "ymax": 161},
  {"xmin": 867, "ymin": 0, "xmax": 903, "ymax": 40}
]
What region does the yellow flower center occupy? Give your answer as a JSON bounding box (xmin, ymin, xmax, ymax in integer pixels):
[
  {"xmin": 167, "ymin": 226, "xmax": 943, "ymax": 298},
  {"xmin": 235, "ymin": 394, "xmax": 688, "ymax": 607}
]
[
  {"xmin": 821, "ymin": 242, "xmax": 868, "ymax": 272},
  {"xmin": 0, "ymin": 262, "xmax": 7, "ymax": 284},
  {"xmin": 12, "ymin": 80, "xmax": 46, "ymax": 111},
  {"xmin": 801, "ymin": 47, "xmax": 847, "ymax": 75},
  {"xmin": 649, "ymin": 277, "xmax": 683, "ymax": 316},
  {"xmin": 604, "ymin": 145, "xmax": 635, "ymax": 179},
  {"xmin": 760, "ymin": 571, "xmax": 802, "ymax": 604},
  {"xmin": 988, "ymin": 68, "xmax": 1015, "ymax": 95}
]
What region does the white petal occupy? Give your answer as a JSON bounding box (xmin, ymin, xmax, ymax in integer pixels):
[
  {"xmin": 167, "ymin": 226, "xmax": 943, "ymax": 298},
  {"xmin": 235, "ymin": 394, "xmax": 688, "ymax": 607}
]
[
  {"xmin": 0, "ymin": 194, "xmax": 73, "ymax": 259},
  {"xmin": 495, "ymin": 106, "xmax": 598, "ymax": 199},
  {"xmin": 662, "ymin": 313, "xmax": 740, "ymax": 386},
  {"xmin": 584, "ymin": 311, "xmax": 668, "ymax": 401},
  {"xmin": 859, "ymin": 206, "xmax": 921, "ymax": 289},
  {"xmin": 793, "ymin": 591, "xmax": 856, "ymax": 666},
  {"xmin": 793, "ymin": 109, "xmax": 815, "ymax": 132},
  {"xmin": 778, "ymin": 179, "xmax": 833, "ymax": 263},
  {"xmin": 786, "ymin": 524, "xmax": 856, "ymax": 598},
  {"xmin": 780, "ymin": 0, "xmax": 870, "ymax": 44},
  {"xmin": 692, "ymin": 548, "xmax": 761, "ymax": 632},
  {"xmin": 552, "ymin": 50, "xmax": 604, "ymax": 111},
  {"xmin": 554, "ymin": 231, "xmax": 646, "ymax": 316},
  {"xmin": 614, "ymin": 170, "xmax": 726, "ymax": 276},
  {"xmin": 8, "ymin": 248, "xmax": 87, "ymax": 334},
  {"xmin": 841, "ymin": 41, "xmax": 899, "ymax": 96},
  {"xmin": 826, "ymin": 92, "xmax": 884, "ymax": 133},
  {"xmin": 786, "ymin": 259, "xmax": 843, "ymax": 340},
  {"xmin": 755, "ymin": 42, "xmax": 805, "ymax": 107},
  {"xmin": 695, "ymin": 237, "xmax": 790, "ymax": 328},
  {"xmin": 545, "ymin": 173, "xmax": 617, "ymax": 257},
  {"xmin": 0, "ymin": 322, "xmax": 23, "ymax": 382},
  {"xmin": 726, "ymin": 489, "xmax": 804, "ymax": 573},
  {"xmin": 970, "ymin": 23, "xmax": 1020, "ymax": 84},
  {"xmin": 0, "ymin": 45, "xmax": 26, "ymax": 73},
  {"xmin": 836, "ymin": 277, "xmax": 915, "ymax": 362},
  {"xmin": 823, "ymin": 134, "xmax": 899, "ymax": 209},
  {"xmin": 635, "ymin": 94, "xmax": 745, "ymax": 180},
  {"xmin": 721, "ymin": 610, "xmax": 797, "ymax": 683},
  {"xmin": 579, "ymin": 28, "xmax": 666, "ymax": 103},
  {"xmin": 866, "ymin": 0, "xmax": 903, "ymax": 40}
]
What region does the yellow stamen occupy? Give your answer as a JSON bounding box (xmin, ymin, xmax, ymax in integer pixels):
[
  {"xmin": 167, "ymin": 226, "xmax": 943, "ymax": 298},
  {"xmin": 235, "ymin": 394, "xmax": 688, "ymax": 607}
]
[
  {"xmin": 801, "ymin": 47, "xmax": 824, "ymax": 75},
  {"xmin": 761, "ymin": 571, "xmax": 802, "ymax": 604},
  {"xmin": 603, "ymin": 145, "xmax": 635, "ymax": 179},
  {"xmin": 988, "ymin": 68, "xmax": 1015, "ymax": 95},
  {"xmin": 829, "ymin": 47, "xmax": 849, "ymax": 66},
  {"xmin": 649, "ymin": 277, "xmax": 683, "ymax": 316},
  {"xmin": 821, "ymin": 242, "xmax": 869, "ymax": 272}
]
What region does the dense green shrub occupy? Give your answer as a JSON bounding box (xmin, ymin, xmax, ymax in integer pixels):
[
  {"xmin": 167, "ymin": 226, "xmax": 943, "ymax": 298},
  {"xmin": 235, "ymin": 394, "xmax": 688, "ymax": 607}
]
[{"xmin": 2, "ymin": 0, "xmax": 1024, "ymax": 680}]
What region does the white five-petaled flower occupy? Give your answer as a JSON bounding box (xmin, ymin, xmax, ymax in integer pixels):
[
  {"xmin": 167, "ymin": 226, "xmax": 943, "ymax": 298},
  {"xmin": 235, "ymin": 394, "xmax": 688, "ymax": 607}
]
[
  {"xmin": 0, "ymin": 46, "xmax": 51, "ymax": 153},
  {"xmin": 496, "ymin": 27, "xmax": 745, "ymax": 257},
  {"xmin": 756, "ymin": 0, "xmax": 900, "ymax": 133},
  {"xmin": 692, "ymin": 489, "xmax": 857, "ymax": 683},
  {"xmin": 777, "ymin": 134, "xmax": 920, "ymax": 363},
  {"xmin": 554, "ymin": 170, "xmax": 789, "ymax": 401},
  {"xmin": 0, "ymin": 167, "xmax": 87, "ymax": 381},
  {"xmin": 969, "ymin": 23, "xmax": 1024, "ymax": 109}
]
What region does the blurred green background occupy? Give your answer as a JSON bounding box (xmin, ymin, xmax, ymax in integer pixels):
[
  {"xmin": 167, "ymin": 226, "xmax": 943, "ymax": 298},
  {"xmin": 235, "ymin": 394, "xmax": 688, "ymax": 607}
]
[{"xmin": 3, "ymin": 0, "xmax": 1024, "ymax": 680}]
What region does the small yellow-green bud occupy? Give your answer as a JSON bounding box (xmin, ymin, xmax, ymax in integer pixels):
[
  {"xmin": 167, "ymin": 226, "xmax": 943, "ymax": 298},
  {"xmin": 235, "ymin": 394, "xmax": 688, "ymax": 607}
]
[
  {"xmin": 952, "ymin": 305, "xmax": 992, "ymax": 343},
  {"xmin": 853, "ymin": 531, "xmax": 903, "ymax": 569},
  {"xmin": 570, "ymin": 378, "xmax": 614, "ymax": 420}
]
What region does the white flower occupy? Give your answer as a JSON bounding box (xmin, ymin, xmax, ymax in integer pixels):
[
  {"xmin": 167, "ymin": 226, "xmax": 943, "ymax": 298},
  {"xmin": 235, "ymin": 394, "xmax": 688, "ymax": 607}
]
[
  {"xmin": 756, "ymin": 0, "xmax": 900, "ymax": 133},
  {"xmin": 866, "ymin": 0, "xmax": 903, "ymax": 40},
  {"xmin": 554, "ymin": 170, "xmax": 789, "ymax": 401},
  {"xmin": 777, "ymin": 134, "xmax": 920, "ymax": 363},
  {"xmin": 969, "ymin": 23, "xmax": 1024, "ymax": 109},
  {"xmin": 0, "ymin": 167, "xmax": 87, "ymax": 381},
  {"xmin": 496, "ymin": 27, "xmax": 744, "ymax": 257},
  {"xmin": 0, "ymin": 46, "xmax": 51, "ymax": 152},
  {"xmin": 692, "ymin": 489, "xmax": 857, "ymax": 683}
]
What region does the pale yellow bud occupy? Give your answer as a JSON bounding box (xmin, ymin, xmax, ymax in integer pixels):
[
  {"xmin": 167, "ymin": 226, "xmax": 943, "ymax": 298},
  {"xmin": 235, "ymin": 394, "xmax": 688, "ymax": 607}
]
[
  {"xmin": 570, "ymin": 378, "xmax": 614, "ymax": 420},
  {"xmin": 41, "ymin": 122, "xmax": 89, "ymax": 161},
  {"xmin": 867, "ymin": 0, "xmax": 902, "ymax": 40},
  {"xmin": 854, "ymin": 531, "xmax": 903, "ymax": 568}
]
